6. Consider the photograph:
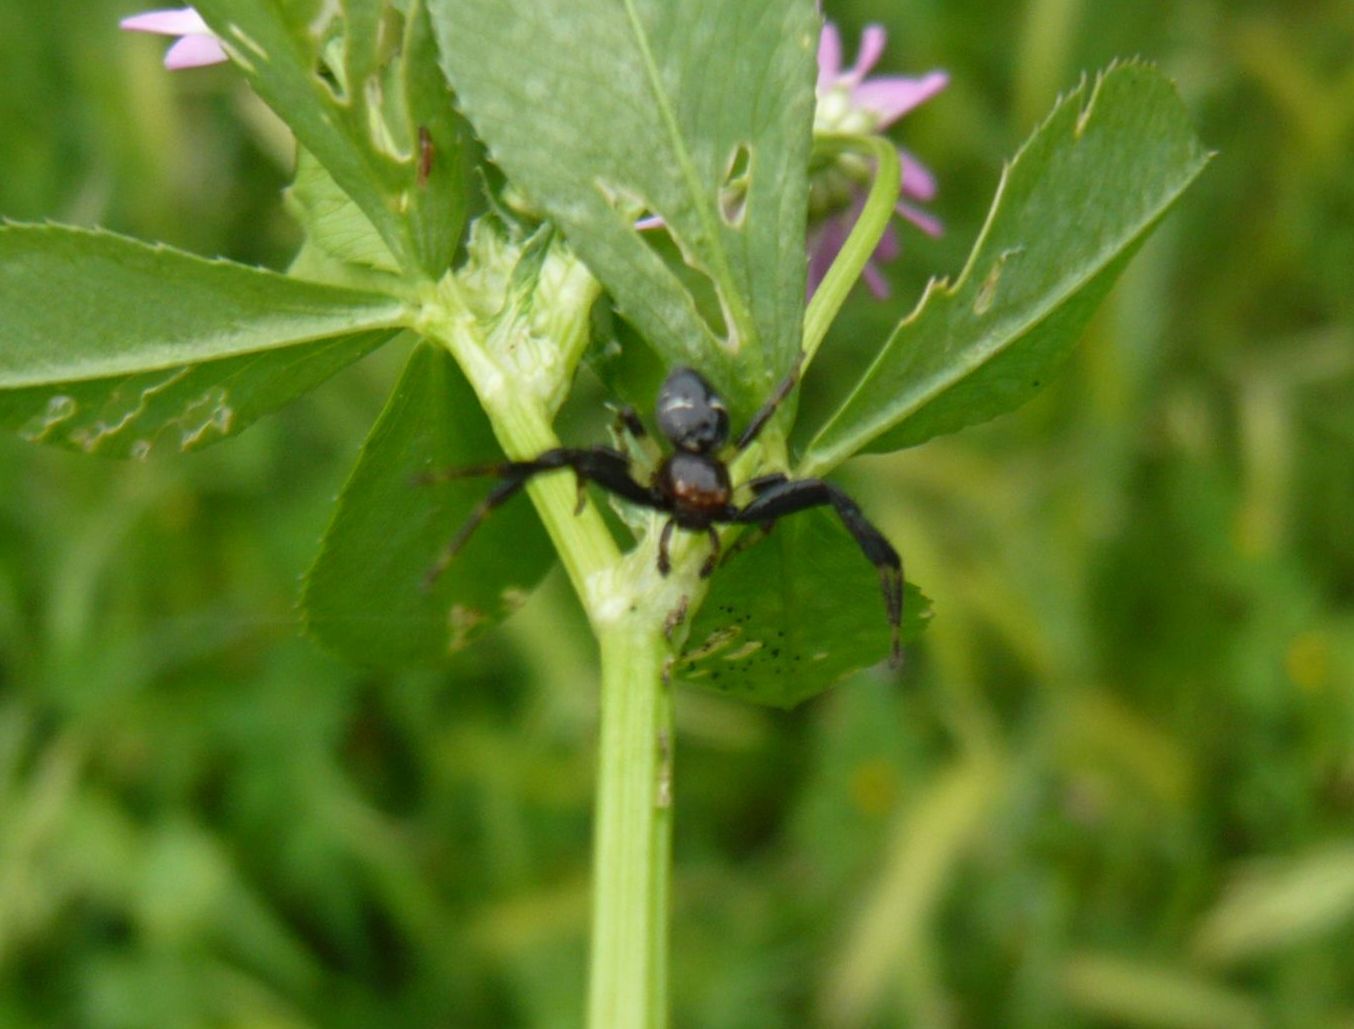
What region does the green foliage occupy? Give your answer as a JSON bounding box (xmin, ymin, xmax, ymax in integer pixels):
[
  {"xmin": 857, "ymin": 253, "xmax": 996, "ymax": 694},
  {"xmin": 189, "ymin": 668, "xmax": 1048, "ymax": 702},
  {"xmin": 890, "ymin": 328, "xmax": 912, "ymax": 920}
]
[
  {"xmin": 0, "ymin": 225, "xmax": 405, "ymax": 456},
  {"xmin": 286, "ymin": 148, "xmax": 400, "ymax": 274},
  {"xmin": 804, "ymin": 62, "xmax": 1212, "ymax": 471},
  {"xmin": 0, "ymin": 225, "xmax": 407, "ymax": 387},
  {"xmin": 192, "ymin": 0, "xmax": 470, "ymax": 277},
  {"xmin": 8, "ymin": 0, "xmax": 1351, "ymax": 1026},
  {"xmin": 1060, "ymin": 955, "xmax": 1265, "ymax": 1029},
  {"xmin": 305, "ymin": 343, "xmax": 554, "ymax": 665},
  {"xmin": 1192, "ymin": 843, "xmax": 1354, "ymax": 964},
  {"xmin": 427, "ymin": 0, "xmax": 819, "ymax": 412},
  {"xmin": 679, "ymin": 510, "xmax": 930, "ymax": 707},
  {"xmin": 0, "ymin": 331, "xmax": 390, "ymax": 460}
]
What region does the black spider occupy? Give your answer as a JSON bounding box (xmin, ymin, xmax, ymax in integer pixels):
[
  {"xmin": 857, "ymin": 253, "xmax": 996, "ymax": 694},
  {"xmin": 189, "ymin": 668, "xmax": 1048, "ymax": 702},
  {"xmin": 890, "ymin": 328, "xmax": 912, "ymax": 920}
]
[{"xmin": 423, "ymin": 360, "xmax": 905, "ymax": 666}]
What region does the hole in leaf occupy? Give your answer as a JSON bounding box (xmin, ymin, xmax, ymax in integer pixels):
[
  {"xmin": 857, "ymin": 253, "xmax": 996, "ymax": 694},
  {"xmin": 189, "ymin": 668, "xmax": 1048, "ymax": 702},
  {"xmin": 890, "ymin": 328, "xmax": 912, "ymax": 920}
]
[
  {"xmin": 719, "ymin": 143, "xmax": 752, "ymax": 227},
  {"xmin": 642, "ymin": 219, "xmax": 730, "ymax": 343},
  {"xmin": 308, "ymin": 15, "xmax": 350, "ymax": 104},
  {"xmin": 598, "ymin": 180, "xmax": 732, "ymax": 345}
]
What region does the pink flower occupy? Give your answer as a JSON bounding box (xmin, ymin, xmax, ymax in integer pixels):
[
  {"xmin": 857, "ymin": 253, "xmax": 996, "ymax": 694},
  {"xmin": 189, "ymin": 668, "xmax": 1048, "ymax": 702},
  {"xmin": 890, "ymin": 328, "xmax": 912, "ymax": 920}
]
[
  {"xmin": 810, "ymin": 22, "xmax": 947, "ymax": 298},
  {"xmin": 120, "ymin": 7, "xmax": 227, "ymax": 70}
]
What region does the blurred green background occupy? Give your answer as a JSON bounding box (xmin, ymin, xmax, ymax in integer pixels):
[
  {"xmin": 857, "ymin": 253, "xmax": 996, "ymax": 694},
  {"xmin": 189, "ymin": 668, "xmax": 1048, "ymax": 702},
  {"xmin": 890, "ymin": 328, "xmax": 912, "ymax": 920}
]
[{"xmin": 2, "ymin": 0, "xmax": 1353, "ymax": 1025}]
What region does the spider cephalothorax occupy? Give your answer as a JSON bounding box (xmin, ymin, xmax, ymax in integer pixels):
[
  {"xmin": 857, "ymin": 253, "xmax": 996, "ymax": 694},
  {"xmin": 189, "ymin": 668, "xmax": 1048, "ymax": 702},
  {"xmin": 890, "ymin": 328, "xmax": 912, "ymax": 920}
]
[{"xmin": 423, "ymin": 360, "xmax": 905, "ymax": 665}]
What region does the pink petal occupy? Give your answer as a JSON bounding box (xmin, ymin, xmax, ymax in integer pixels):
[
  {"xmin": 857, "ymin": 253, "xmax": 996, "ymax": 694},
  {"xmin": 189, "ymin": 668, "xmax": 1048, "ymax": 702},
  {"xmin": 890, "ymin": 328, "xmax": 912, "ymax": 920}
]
[
  {"xmin": 899, "ymin": 149, "xmax": 939, "ymax": 201},
  {"xmin": 896, "ymin": 201, "xmax": 944, "ymax": 238},
  {"xmin": 120, "ymin": 7, "xmax": 210, "ymax": 35},
  {"xmin": 873, "ymin": 221, "xmax": 901, "ymax": 262},
  {"xmin": 635, "ymin": 215, "xmax": 666, "ymax": 230},
  {"xmin": 806, "ymin": 213, "xmax": 847, "ymax": 297},
  {"xmin": 853, "ymin": 70, "xmax": 948, "ymax": 128},
  {"xmin": 844, "ymin": 25, "xmax": 888, "ymax": 85},
  {"xmin": 861, "ymin": 260, "xmax": 892, "ymax": 299},
  {"xmin": 163, "ymin": 32, "xmax": 228, "ymax": 69},
  {"xmin": 816, "ymin": 22, "xmax": 842, "ymax": 90}
]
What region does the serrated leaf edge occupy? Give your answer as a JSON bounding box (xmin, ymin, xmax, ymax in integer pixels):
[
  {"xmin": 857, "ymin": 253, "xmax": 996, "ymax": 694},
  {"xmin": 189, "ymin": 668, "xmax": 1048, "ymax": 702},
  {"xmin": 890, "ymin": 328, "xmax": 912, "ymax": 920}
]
[{"xmin": 803, "ymin": 60, "xmax": 1213, "ymax": 475}]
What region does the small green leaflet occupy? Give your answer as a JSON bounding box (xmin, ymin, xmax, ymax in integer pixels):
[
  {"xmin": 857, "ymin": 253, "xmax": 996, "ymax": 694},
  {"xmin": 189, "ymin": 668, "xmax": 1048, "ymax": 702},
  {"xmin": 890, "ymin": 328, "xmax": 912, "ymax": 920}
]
[
  {"xmin": 192, "ymin": 0, "xmax": 470, "ymax": 277},
  {"xmin": 802, "ymin": 62, "xmax": 1212, "ymax": 474},
  {"xmin": 304, "ymin": 343, "xmax": 554, "ymax": 666},
  {"xmin": 0, "ymin": 224, "xmax": 407, "ymax": 387},
  {"xmin": 286, "ymin": 148, "xmax": 401, "ymax": 275},
  {"xmin": 679, "ymin": 509, "xmax": 930, "ymax": 708},
  {"xmin": 428, "ymin": 0, "xmax": 818, "ymax": 414},
  {"xmin": 0, "ymin": 332, "xmax": 391, "ymax": 459},
  {"xmin": 0, "ymin": 224, "xmax": 406, "ymax": 456}
]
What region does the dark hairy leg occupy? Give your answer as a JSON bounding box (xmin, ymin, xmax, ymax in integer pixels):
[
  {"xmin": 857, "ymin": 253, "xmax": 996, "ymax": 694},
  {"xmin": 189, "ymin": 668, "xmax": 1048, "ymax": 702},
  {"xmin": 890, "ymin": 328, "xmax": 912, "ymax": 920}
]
[
  {"xmin": 419, "ymin": 447, "xmax": 661, "ymax": 585},
  {"xmin": 734, "ymin": 351, "xmax": 805, "ymax": 452},
  {"xmin": 700, "ymin": 525, "xmax": 721, "ymax": 578},
  {"xmin": 657, "ymin": 518, "xmax": 676, "ymax": 576},
  {"xmin": 734, "ymin": 477, "xmax": 904, "ymax": 667},
  {"xmin": 611, "ymin": 404, "xmax": 648, "ymax": 441}
]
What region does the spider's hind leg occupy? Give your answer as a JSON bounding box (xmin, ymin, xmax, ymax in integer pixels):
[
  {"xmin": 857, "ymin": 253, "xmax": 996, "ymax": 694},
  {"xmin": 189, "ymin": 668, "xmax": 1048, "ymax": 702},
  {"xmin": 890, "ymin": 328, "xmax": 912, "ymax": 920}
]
[
  {"xmin": 420, "ymin": 446, "xmax": 661, "ymax": 587},
  {"xmin": 423, "ymin": 473, "xmax": 531, "ymax": 589},
  {"xmin": 734, "ymin": 477, "xmax": 904, "ymax": 667},
  {"xmin": 713, "ymin": 473, "xmax": 787, "ymax": 568}
]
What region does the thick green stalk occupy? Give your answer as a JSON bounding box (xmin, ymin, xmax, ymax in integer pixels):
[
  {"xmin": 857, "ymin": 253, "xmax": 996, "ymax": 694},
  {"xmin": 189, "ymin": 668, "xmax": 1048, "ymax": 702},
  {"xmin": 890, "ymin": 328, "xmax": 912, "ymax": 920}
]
[
  {"xmin": 481, "ymin": 386, "xmax": 675, "ymax": 1029},
  {"xmin": 418, "ymin": 281, "xmax": 675, "ymax": 1028},
  {"xmin": 589, "ymin": 621, "xmax": 672, "ymax": 1028}
]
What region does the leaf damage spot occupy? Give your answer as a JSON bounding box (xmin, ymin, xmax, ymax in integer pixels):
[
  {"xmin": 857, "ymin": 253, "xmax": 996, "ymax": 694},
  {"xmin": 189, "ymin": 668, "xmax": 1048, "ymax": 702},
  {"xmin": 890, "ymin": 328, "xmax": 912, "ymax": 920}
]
[
  {"xmin": 447, "ymin": 604, "xmax": 487, "ymax": 651},
  {"xmin": 973, "ymin": 246, "xmax": 1024, "ymax": 316},
  {"xmin": 500, "ymin": 586, "xmax": 530, "ymax": 613},
  {"xmin": 364, "ymin": 76, "xmax": 412, "ymax": 163},
  {"xmin": 19, "ymin": 394, "xmax": 77, "ymax": 443},
  {"xmin": 722, "ymin": 640, "xmax": 764, "ymax": 661},
  {"xmin": 594, "ymin": 178, "xmax": 651, "ymax": 224},
  {"xmin": 71, "ymin": 406, "xmax": 147, "ymax": 453},
  {"xmin": 176, "ymin": 388, "xmax": 236, "ymax": 451},
  {"xmin": 684, "ymin": 626, "xmax": 740, "ymax": 662},
  {"xmin": 719, "ymin": 143, "xmax": 752, "ymax": 227},
  {"xmin": 417, "ymin": 126, "xmax": 434, "ymax": 187},
  {"xmin": 596, "ymin": 177, "xmax": 733, "ymax": 349}
]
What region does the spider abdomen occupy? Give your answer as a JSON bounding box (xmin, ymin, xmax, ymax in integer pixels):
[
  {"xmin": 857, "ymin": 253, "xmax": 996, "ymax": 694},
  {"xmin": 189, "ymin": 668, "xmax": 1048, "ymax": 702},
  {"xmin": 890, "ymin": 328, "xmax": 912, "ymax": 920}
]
[{"xmin": 656, "ymin": 452, "xmax": 732, "ymax": 526}]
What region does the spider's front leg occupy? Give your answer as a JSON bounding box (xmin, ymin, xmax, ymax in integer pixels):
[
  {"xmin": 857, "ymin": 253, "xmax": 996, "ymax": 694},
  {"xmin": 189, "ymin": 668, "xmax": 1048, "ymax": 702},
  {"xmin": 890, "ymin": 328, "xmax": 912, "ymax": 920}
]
[
  {"xmin": 733, "ymin": 477, "xmax": 905, "ymax": 667},
  {"xmin": 418, "ymin": 447, "xmax": 661, "ymax": 587},
  {"xmin": 655, "ymin": 519, "xmax": 721, "ymax": 578},
  {"xmin": 733, "ymin": 351, "xmax": 804, "ymax": 452}
]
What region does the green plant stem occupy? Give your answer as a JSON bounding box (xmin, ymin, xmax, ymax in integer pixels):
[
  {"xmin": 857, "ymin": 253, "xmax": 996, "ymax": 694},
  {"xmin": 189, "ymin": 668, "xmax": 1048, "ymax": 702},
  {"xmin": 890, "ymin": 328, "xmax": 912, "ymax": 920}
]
[
  {"xmin": 589, "ymin": 622, "xmax": 672, "ymax": 1029},
  {"xmin": 420, "ymin": 287, "xmax": 674, "ymax": 1028},
  {"xmin": 802, "ymin": 135, "xmax": 902, "ymax": 371},
  {"xmin": 487, "ymin": 395, "xmax": 675, "ymax": 1029}
]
